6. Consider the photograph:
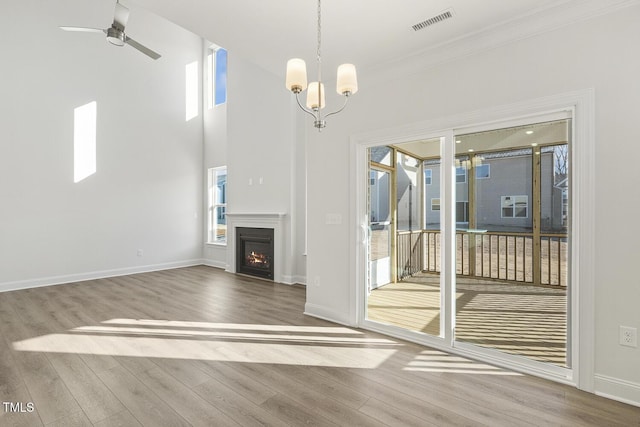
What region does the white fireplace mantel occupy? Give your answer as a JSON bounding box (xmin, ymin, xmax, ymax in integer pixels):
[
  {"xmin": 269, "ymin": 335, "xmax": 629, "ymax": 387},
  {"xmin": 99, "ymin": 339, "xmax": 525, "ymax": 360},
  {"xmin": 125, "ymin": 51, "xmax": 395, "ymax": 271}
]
[{"xmin": 226, "ymin": 213, "xmax": 288, "ymax": 283}]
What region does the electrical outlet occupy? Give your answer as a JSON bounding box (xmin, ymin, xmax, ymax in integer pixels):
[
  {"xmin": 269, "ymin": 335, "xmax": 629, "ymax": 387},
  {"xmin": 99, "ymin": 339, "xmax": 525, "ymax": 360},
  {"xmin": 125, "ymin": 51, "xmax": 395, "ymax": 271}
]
[
  {"xmin": 137, "ymin": 249, "xmax": 144, "ymax": 257},
  {"xmin": 619, "ymin": 326, "xmax": 637, "ymax": 348}
]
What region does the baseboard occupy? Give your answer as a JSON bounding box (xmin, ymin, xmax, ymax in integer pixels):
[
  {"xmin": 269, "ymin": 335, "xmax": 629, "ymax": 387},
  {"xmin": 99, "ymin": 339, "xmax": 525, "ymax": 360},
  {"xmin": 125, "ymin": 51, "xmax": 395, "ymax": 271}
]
[
  {"xmin": 280, "ymin": 275, "xmax": 306, "ymax": 286},
  {"xmin": 292, "ymin": 275, "xmax": 306, "ymax": 286},
  {"xmin": 0, "ymin": 259, "xmax": 204, "ymax": 293},
  {"xmin": 304, "ymin": 302, "xmax": 354, "ymax": 327},
  {"xmin": 595, "ymin": 374, "xmax": 640, "ymax": 408},
  {"xmin": 202, "ymin": 259, "xmax": 228, "ymax": 270}
]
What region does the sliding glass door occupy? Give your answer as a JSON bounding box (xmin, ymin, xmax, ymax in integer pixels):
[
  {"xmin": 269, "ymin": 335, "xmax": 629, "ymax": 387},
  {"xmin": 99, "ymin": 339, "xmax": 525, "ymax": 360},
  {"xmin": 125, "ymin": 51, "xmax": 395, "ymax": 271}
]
[
  {"xmin": 366, "ymin": 138, "xmax": 444, "ymax": 338},
  {"xmin": 363, "ymin": 117, "xmax": 572, "ymax": 374}
]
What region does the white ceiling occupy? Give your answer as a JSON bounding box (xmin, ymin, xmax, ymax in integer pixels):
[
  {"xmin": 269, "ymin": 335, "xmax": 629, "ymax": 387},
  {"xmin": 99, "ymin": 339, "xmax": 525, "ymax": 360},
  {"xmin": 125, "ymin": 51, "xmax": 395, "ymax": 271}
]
[{"xmin": 129, "ymin": 0, "xmax": 575, "ymax": 78}]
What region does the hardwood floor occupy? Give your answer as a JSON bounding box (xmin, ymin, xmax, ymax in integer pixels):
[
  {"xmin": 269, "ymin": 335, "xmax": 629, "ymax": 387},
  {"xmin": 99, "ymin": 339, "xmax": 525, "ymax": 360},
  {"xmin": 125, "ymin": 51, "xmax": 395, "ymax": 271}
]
[{"xmin": 0, "ymin": 266, "xmax": 638, "ymax": 426}]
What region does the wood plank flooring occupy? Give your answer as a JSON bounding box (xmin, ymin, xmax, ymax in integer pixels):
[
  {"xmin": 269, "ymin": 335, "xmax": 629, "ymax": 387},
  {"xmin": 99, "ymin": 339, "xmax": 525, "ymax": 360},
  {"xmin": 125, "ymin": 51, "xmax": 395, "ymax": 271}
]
[{"xmin": 0, "ymin": 266, "xmax": 638, "ymax": 426}]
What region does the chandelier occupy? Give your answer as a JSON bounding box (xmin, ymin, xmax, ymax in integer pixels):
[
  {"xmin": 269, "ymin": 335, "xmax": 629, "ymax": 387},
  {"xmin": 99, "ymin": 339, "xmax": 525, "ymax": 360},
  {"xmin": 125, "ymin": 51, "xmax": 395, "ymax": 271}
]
[{"xmin": 285, "ymin": 0, "xmax": 358, "ymax": 130}]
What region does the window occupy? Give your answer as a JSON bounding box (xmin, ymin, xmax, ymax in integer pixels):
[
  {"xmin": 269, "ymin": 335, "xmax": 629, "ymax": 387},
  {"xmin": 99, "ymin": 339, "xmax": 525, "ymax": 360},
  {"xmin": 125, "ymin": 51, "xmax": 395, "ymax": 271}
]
[
  {"xmin": 425, "ymin": 169, "xmax": 432, "ymax": 185},
  {"xmin": 501, "ymin": 195, "xmax": 528, "ymax": 218},
  {"xmin": 208, "ymin": 167, "xmax": 227, "ymax": 243},
  {"xmin": 431, "ymin": 198, "xmax": 440, "ymax": 211},
  {"xmin": 475, "ymin": 164, "xmax": 490, "ymax": 179},
  {"xmin": 456, "ymin": 166, "xmax": 467, "ymax": 183},
  {"xmin": 207, "ymin": 45, "xmax": 227, "ymax": 109}
]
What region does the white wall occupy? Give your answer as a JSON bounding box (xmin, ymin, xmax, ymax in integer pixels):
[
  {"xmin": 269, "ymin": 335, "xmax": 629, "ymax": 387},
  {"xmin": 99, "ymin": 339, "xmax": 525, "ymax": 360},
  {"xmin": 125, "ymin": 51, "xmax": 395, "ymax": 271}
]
[
  {"xmin": 201, "ymin": 51, "xmax": 307, "ymax": 283},
  {"xmin": 0, "ymin": 0, "xmax": 204, "ymax": 289},
  {"xmin": 306, "ymin": 5, "xmax": 640, "ymax": 404}
]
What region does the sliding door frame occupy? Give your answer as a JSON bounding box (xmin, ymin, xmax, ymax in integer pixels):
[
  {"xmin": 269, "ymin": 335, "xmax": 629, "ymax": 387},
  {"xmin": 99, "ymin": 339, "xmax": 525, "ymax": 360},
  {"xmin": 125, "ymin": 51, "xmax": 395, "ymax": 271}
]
[{"xmin": 350, "ymin": 89, "xmax": 595, "ymax": 391}]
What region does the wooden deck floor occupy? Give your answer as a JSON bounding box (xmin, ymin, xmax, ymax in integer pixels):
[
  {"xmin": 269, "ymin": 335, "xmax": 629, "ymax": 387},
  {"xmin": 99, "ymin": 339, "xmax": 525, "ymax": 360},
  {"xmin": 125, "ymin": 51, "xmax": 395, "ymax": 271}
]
[
  {"xmin": 368, "ymin": 272, "xmax": 567, "ymax": 366},
  {"xmin": 1, "ymin": 266, "xmax": 637, "ymax": 426}
]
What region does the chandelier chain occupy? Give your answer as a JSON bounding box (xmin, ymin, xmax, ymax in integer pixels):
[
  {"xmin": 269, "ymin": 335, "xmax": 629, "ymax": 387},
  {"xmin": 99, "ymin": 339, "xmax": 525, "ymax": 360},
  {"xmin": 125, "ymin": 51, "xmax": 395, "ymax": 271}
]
[{"xmin": 316, "ymin": 0, "xmax": 322, "ymax": 80}]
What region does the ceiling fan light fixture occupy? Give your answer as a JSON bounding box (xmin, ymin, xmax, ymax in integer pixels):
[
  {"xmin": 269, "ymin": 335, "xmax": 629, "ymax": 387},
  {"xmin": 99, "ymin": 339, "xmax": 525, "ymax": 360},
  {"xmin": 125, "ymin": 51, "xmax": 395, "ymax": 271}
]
[
  {"xmin": 59, "ymin": 0, "xmax": 161, "ymax": 60},
  {"xmin": 106, "ymin": 27, "xmax": 125, "ymax": 46}
]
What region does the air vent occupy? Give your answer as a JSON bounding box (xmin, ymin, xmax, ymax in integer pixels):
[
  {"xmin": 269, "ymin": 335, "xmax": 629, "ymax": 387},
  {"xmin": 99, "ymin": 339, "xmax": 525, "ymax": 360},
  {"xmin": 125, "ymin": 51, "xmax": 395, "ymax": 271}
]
[{"xmin": 412, "ymin": 9, "xmax": 454, "ymax": 31}]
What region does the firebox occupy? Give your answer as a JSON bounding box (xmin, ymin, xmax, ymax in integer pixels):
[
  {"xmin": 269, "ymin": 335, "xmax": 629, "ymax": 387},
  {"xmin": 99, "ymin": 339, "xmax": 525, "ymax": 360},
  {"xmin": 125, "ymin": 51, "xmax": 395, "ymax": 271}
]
[{"xmin": 235, "ymin": 227, "xmax": 274, "ymax": 280}]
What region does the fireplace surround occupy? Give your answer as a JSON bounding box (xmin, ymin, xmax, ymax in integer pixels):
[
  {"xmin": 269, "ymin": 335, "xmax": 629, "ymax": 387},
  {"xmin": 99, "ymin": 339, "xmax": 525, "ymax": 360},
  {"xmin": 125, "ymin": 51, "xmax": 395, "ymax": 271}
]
[{"xmin": 225, "ymin": 213, "xmax": 288, "ymax": 283}]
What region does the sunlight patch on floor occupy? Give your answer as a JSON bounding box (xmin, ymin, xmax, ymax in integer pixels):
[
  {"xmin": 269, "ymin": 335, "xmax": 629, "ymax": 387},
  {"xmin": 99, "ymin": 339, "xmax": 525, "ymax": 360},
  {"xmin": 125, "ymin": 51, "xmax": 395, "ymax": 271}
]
[{"xmin": 12, "ymin": 321, "xmax": 400, "ymax": 369}]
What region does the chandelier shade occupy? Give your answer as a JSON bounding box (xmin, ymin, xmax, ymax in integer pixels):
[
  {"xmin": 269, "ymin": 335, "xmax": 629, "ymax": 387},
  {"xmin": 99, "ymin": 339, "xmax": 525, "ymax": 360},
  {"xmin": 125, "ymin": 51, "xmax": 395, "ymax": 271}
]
[
  {"xmin": 336, "ymin": 64, "xmax": 358, "ymax": 95},
  {"xmin": 285, "ymin": 58, "xmax": 308, "ymax": 93},
  {"xmin": 306, "ymin": 82, "xmax": 325, "ymax": 110}
]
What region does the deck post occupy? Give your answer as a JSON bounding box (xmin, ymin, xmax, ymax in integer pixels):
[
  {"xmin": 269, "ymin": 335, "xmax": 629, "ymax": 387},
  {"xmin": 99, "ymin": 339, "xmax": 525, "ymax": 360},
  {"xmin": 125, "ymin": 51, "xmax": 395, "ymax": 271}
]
[{"xmin": 533, "ymin": 149, "xmax": 542, "ymax": 286}]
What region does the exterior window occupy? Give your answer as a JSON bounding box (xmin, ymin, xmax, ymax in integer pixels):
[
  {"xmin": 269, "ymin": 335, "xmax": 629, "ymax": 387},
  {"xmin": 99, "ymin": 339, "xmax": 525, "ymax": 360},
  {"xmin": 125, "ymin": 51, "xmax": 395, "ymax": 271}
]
[
  {"xmin": 207, "ymin": 46, "xmax": 228, "ymax": 109},
  {"xmin": 425, "ymin": 169, "xmax": 432, "ymax": 185},
  {"xmin": 208, "ymin": 167, "xmax": 227, "ymax": 243},
  {"xmin": 456, "ymin": 166, "xmax": 467, "ymax": 183},
  {"xmin": 501, "ymin": 195, "xmax": 528, "ymax": 218},
  {"xmin": 475, "ymin": 164, "xmax": 490, "ymax": 179},
  {"xmin": 431, "ymin": 198, "xmax": 440, "ymax": 211}
]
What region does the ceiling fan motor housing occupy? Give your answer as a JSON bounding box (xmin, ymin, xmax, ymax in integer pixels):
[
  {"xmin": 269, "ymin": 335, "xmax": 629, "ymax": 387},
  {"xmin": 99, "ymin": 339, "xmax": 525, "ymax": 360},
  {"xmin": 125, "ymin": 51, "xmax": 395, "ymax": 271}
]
[{"xmin": 106, "ymin": 27, "xmax": 125, "ymax": 46}]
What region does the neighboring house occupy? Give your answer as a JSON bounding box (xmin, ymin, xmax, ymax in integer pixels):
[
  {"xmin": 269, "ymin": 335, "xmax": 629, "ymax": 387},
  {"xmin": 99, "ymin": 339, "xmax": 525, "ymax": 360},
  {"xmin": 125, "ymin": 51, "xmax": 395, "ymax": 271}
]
[{"xmin": 423, "ymin": 148, "xmax": 567, "ymax": 233}]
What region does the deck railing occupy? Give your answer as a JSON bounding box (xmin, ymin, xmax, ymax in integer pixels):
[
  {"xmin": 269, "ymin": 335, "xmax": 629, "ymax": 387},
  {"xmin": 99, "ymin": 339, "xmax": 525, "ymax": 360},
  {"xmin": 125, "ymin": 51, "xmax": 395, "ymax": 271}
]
[{"xmin": 397, "ymin": 230, "xmax": 567, "ymax": 286}]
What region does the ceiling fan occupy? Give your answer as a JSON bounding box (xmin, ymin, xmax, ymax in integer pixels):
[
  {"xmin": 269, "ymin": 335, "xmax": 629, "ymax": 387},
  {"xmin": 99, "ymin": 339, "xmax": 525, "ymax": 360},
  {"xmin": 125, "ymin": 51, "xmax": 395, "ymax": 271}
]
[{"xmin": 60, "ymin": 0, "xmax": 161, "ymax": 60}]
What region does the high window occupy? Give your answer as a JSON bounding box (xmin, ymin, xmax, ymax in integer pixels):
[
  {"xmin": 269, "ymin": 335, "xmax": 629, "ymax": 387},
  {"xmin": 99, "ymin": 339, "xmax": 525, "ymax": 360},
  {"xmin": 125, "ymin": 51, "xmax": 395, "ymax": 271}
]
[
  {"xmin": 208, "ymin": 167, "xmax": 227, "ymax": 243},
  {"xmin": 207, "ymin": 46, "xmax": 227, "ymax": 109}
]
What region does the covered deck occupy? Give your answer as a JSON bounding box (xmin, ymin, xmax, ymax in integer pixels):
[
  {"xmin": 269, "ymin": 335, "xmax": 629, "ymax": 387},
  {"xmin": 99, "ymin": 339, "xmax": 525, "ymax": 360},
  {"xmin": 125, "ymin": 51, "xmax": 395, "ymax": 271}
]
[{"xmin": 367, "ymin": 272, "xmax": 567, "ymax": 366}]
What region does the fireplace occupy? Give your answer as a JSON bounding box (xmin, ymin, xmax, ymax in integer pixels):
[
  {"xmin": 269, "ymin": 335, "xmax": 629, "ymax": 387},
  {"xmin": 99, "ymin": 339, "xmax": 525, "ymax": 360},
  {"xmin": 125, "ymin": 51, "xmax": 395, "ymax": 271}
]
[{"xmin": 235, "ymin": 227, "xmax": 274, "ymax": 280}]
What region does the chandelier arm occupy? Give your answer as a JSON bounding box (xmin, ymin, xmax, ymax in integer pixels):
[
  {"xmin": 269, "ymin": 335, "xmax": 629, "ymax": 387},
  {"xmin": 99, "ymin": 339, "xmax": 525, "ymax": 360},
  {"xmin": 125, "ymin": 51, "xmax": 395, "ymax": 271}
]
[
  {"xmin": 323, "ymin": 95, "xmax": 350, "ymax": 120},
  {"xmin": 295, "ymin": 92, "xmax": 319, "ymax": 121}
]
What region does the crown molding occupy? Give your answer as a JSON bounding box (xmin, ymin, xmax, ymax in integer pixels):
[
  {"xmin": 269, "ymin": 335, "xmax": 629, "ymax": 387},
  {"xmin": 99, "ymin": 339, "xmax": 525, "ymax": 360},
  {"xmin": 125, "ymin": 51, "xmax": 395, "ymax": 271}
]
[{"xmin": 363, "ymin": 0, "xmax": 640, "ymax": 86}]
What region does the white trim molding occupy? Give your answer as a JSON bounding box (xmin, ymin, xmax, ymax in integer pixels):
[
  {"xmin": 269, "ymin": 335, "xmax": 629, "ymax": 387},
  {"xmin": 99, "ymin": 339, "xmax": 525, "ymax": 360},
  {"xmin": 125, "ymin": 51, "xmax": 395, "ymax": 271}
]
[
  {"xmin": 304, "ymin": 302, "xmax": 354, "ymax": 327},
  {"xmin": 595, "ymin": 375, "xmax": 640, "ymax": 408},
  {"xmin": 0, "ymin": 259, "xmax": 204, "ymax": 293},
  {"xmin": 202, "ymin": 259, "xmax": 227, "ymax": 270},
  {"xmin": 365, "ymin": 0, "xmax": 640, "ymax": 87}
]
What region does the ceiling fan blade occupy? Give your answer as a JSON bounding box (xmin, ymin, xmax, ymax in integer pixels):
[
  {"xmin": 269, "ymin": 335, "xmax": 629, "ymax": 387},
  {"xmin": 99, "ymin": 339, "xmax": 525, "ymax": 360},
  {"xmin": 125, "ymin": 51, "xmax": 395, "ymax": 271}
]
[
  {"xmin": 60, "ymin": 26, "xmax": 106, "ymax": 33},
  {"xmin": 113, "ymin": 1, "xmax": 130, "ymax": 30},
  {"xmin": 125, "ymin": 37, "xmax": 161, "ymax": 60}
]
